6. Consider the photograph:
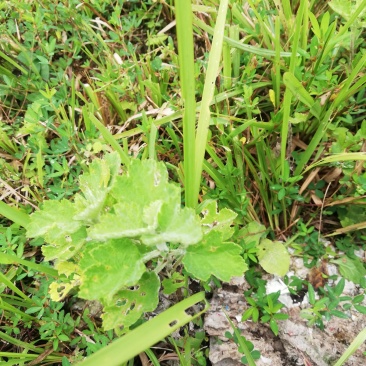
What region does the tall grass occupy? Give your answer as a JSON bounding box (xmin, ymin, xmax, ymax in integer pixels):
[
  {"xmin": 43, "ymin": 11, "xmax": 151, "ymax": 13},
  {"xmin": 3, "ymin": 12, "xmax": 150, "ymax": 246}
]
[{"xmin": 174, "ymin": 0, "xmax": 197, "ymax": 208}]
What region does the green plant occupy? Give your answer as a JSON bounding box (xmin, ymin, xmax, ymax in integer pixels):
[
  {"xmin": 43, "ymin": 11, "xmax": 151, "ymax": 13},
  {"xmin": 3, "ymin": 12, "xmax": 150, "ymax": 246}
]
[
  {"xmin": 331, "ymin": 255, "xmax": 366, "ymax": 287},
  {"xmin": 294, "ymin": 223, "xmax": 327, "ymax": 268},
  {"xmin": 169, "ymin": 329, "xmax": 208, "ymax": 366},
  {"xmin": 22, "ymin": 152, "xmax": 246, "ymax": 331},
  {"xmin": 2, "ymin": 0, "xmax": 366, "ymax": 363},
  {"xmin": 300, "ymin": 278, "xmax": 363, "ymax": 330},
  {"xmin": 237, "ymin": 221, "xmax": 290, "ymax": 276},
  {"xmin": 242, "ymin": 291, "xmax": 289, "ymax": 336},
  {"xmin": 225, "ymin": 315, "xmax": 260, "ymax": 366}
]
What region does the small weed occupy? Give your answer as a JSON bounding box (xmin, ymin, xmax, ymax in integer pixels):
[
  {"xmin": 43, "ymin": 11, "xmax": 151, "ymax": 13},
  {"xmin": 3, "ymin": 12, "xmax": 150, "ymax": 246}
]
[
  {"xmin": 225, "ymin": 323, "xmax": 261, "ymax": 365},
  {"xmin": 242, "ymin": 290, "xmax": 289, "ymax": 336},
  {"xmin": 301, "ymin": 277, "xmax": 366, "ymax": 330}
]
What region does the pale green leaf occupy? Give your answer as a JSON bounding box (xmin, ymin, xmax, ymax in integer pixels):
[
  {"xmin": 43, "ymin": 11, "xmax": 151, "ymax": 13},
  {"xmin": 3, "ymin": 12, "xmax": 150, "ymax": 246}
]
[
  {"xmin": 238, "ymin": 221, "xmax": 266, "ymax": 247},
  {"xmin": 257, "ymin": 239, "xmax": 290, "ymax": 276},
  {"xmin": 110, "ymin": 159, "xmax": 178, "ymax": 205},
  {"xmin": 49, "ymin": 276, "xmax": 80, "ymax": 302},
  {"xmin": 79, "ymin": 239, "xmax": 145, "ymax": 300},
  {"xmin": 332, "ymin": 256, "xmax": 366, "ymax": 285},
  {"xmin": 49, "ymin": 262, "xmax": 81, "ymax": 301},
  {"xmin": 182, "ymin": 231, "xmax": 248, "ymax": 282},
  {"xmin": 90, "ymin": 159, "xmax": 202, "ymax": 246},
  {"xmin": 289, "ymin": 112, "xmax": 308, "ymax": 125},
  {"xmin": 55, "ymin": 261, "xmax": 80, "ymax": 277},
  {"xmin": 74, "ymin": 152, "xmax": 121, "ymax": 221},
  {"xmin": 26, "ymin": 200, "xmax": 82, "ymax": 240},
  {"xmin": 42, "ymin": 227, "xmax": 87, "ymax": 261},
  {"xmin": 200, "ymin": 200, "xmax": 237, "ymax": 240},
  {"xmin": 88, "ymin": 201, "xmax": 160, "ymax": 240},
  {"xmin": 141, "ymin": 204, "xmax": 202, "ymax": 246},
  {"xmin": 101, "ymin": 271, "xmax": 160, "ymax": 331},
  {"xmin": 329, "ymin": 0, "xmax": 366, "ymax": 26}
]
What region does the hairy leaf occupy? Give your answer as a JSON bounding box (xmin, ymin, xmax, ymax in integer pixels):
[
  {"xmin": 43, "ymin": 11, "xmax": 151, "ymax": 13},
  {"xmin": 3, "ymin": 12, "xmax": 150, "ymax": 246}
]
[
  {"xmin": 90, "ymin": 159, "xmax": 202, "ymax": 246},
  {"xmin": 74, "ymin": 152, "xmax": 121, "ymax": 221},
  {"xmin": 110, "ymin": 159, "xmax": 177, "ymax": 205},
  {"xmin": 79, "ymin": 238, "xmax": 145, "ymax": 300},
  {"xmin": 102, "ymin": 271, "xmax": 160, "ymax": 330},
  {"xmin": 88, "ymin": 201, "xmax": 160, "ymax": 240},
  {"xmin": 201, "ymin": 200, "xmax": 237, "ymax": 240},
  {"xmin": 26, "ymin": 200, "xmax": 82, "ymax": 241},
  {"xmin": 141, "ymin": 203, "xmax": 202, "ymax": 246},
  {"xmin": 42, "ymin": 226, "xmax": 87, "ymax": 261}
]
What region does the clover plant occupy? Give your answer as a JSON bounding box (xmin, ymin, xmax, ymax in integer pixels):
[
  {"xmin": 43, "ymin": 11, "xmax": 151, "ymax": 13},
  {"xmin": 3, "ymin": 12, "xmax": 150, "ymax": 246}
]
[{"xmin": 26, "ymin": 152, "xmax": 247, "ymax": 331}]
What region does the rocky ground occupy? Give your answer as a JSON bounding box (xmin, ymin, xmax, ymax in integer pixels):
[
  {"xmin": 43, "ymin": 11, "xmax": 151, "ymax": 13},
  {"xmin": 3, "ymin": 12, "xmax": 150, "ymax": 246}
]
[{"xmin": 204, "ymin": 257, "xmax": 366, "ymax": 366}]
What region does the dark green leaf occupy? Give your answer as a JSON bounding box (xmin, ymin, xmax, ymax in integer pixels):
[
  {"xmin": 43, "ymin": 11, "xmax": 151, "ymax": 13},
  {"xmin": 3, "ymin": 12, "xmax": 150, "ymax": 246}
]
[
  {"xmin": 354, "ymin": 305, "xmax": 366, "ymax": 314},
  {"xmin": 329, "ymin": 310, "xmax": 349, "ymax": 319}
]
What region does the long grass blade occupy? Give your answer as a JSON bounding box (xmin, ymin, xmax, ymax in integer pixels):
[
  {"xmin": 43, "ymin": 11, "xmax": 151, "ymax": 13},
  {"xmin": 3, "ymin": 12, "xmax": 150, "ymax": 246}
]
[
  {"xmin": 76, "ymin": 292, "xmax": 208, "ymax": 366},
  {"xmin": 175, "ymin": 0, "xmax": 197, "ymax": 208},
  {"xmin": 194, "ymin": 17, "xmax": 293, "ymax": 58},
  {"xmin": 194, "ymin": 0, "xmax": 229, "ymax": 205},
  {"xmin": 333, "ymin": 327, "xmax": 366, "ymax": 366},
  {"xmin": 0, "ymin": 201, "xmax": 30, "ymax": 228}
]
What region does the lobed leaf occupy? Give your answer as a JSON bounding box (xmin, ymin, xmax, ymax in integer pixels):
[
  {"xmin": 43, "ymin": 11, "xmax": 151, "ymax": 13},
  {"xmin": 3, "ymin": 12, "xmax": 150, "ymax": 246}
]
[
  {"xmin": 88, "ymin": 201, "xmax": 160, "ymax": 241},
  {"xmin": 90, "ymin": 159, "xmax": 202, "ymax": 246},
  {"xmin": 141, "ymin": 204, "xmax": 202, "ymax": 246},
  {"xmin": 110, "ymin": 159, "xmax": 176, "ymax": 205},
  {"xmin": 182, "ymin": 231, "xmax": 248, "ymax": 281},
  {"xmin": 102, "ymin": 271, "xmax": 160, "ymax": 331},
  {"xmin": 74, "ymin": 152, "xmax": 121, "ymax": 222},
  {"xmin": 200, "ymin": 200, "xmax": 237, "ymax": 240},
  {"xmin": 79, "ymin": 238, "xmax": 145, "ymax": 300},
  {"xmin": 42, "ymin": 226, "xmax": 87, "ymax": 262},
  {"xmin": 26, "ymin": 200, "xmax": 82, "ymax": 241}
]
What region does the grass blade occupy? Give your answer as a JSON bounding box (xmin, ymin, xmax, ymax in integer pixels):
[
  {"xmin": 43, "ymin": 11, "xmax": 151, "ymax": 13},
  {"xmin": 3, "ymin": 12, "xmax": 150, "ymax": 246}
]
[
  {"xmin": 85, "ymin": 109, "xmax": 130, "ymax": 166},
  {"xmin": 0, "ymin": 201, "xmax": 30, "ymax": 229},
  {"xmin": 194, "ymin": 17, "xmax": 293, "ymax": 58},
  {"xmin": 175, "ymin": 0, "xmax": 196, "ymax": 208},
  {"xmin": 194, "ymin": 0, "xmax": 229, "ymax": 205},
  {"xmin": 333, "ymin": 327, "xmax": 366, "ymax": 366},
  {"xmin": 76, "ymin": 292, "xmax": 209, "ymax": 366}
]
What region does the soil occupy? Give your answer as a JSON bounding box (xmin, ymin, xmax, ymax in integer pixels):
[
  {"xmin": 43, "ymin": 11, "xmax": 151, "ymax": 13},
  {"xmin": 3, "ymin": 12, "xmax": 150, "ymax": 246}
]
[{"xmin": 204, "ymin": 262, "xmax": 366, "ymax": 366}]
